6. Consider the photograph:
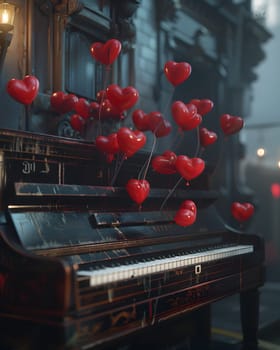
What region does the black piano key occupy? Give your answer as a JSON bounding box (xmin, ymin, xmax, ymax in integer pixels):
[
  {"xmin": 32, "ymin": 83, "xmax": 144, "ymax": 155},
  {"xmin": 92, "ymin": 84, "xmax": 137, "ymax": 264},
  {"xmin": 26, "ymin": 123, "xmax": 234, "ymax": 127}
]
[{"xmin": 76, "ymin": 242, "xmax": 238, "ymax": 272}]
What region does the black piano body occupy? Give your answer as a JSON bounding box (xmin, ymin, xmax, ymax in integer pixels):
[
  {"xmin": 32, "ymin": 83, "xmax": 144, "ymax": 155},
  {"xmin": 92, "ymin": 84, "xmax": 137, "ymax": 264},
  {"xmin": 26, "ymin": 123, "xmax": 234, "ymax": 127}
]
[{"xmin": 0, "ymin": 129, "xmax": 264, "ymax": 349}]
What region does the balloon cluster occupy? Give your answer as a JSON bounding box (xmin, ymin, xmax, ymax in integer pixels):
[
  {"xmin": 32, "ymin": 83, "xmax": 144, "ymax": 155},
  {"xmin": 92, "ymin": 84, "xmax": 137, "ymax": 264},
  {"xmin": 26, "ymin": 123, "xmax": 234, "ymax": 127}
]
[{"xmin": 6, "ymin": 38, "xmax": 255, "ymax": 227}]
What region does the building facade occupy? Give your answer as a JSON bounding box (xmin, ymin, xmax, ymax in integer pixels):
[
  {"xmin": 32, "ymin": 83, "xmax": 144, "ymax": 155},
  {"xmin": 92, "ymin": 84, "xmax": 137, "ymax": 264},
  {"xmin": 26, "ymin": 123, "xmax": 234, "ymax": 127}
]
[{"xmin": 0, "ymin": 0, "xmax": 271, "ymax": 224}]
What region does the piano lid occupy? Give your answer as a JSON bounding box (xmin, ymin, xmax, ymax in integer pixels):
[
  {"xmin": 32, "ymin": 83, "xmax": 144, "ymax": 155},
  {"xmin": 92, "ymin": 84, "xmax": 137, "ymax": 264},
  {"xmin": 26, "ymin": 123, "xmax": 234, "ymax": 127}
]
[{"xmin": 8, "ymin": 196, "xmax": 226, "ymax": 252}]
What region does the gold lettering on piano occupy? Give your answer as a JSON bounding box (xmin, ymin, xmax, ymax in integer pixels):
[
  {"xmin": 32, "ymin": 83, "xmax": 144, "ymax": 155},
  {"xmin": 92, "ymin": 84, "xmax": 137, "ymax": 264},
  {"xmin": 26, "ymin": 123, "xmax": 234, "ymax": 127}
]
[
  {"xmin": 40, "ymin": 157, "xmax": 50, "ymax": 173},
  {"xmin": 22, "ymin": 160, "xmax": 36, "ymax": 174},
  {"xmin": 167, "ymin": 287, "xmax": 210, "ymax": 308},
  {"xmin": 12, "ymin": 137, "xmax": 56, "ymax": 156},
  {"xmin": 110, "ymin": 304, "xmax": 136, "ymax": 327}
]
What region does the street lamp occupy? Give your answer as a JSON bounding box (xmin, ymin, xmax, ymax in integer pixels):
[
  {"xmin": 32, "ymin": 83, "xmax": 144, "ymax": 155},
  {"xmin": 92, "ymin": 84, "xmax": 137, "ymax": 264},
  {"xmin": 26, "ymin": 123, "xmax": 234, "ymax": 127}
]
[
  {"xmin": 0, "ymin": 2, "xmax": 16, "ymax": 70},
  {"xmin": 245, "ymin": 121, "xmax": 280, "ymax": 165},
  {"xmin": 256, "ymin": 147, "xmax": 266, "ymax": 158}
]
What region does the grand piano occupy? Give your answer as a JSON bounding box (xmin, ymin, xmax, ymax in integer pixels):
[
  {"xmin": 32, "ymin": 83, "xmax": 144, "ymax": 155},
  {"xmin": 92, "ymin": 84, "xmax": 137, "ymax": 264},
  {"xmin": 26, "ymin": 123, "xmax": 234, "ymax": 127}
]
[{"xmin": 0, "ymin": 128, "xmax": 264, "ymax": 349}]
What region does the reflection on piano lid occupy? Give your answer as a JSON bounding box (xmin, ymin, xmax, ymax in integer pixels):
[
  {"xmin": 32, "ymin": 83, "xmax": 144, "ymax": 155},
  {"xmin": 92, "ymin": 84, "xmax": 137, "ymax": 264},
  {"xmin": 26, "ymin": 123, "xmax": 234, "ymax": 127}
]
[{"xmin": 8, "ymin": 199, "xmax": 227, "ymax": 253}]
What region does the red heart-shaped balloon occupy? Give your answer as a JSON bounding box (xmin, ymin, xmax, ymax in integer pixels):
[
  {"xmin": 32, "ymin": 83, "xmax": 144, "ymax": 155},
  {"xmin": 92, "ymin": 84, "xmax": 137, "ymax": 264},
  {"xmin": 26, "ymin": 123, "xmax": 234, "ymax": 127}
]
[
  {"xmin": 220, "ymin": 114, "xmax": 244, "ymax": 136},
  {"xmin": 174, "ymin": 200, "xmax": 197, "ymax": 227},
  {"xmin": 231, "ymin": 202, "xmax": 254, "ymax": 222},
  {"xmin": 7, "ymin": 75, "xmax": 39, "ymax": 105},
  {"xmin": 106, "ymin": 84, "xmax": 139, "ymax": 112},
  {"xmin": 96, "ymin": 89, "xmax": 107, "ymax": 102},
  {"xmin": 101, "ymin": 99, "xmax": 124, "ymax": 120},
  {"xmin": 70, "ymin": 114, "xmax": 85, "ymax": 132},
  {"xmin": 148, "ymin": 112, "xmax": 172, "ymax": 138},
  {"xmin": 95, "ymin": 133, "xmax": 120, "ymax": 162},
  {"xmin": 175, "ymin": 155, "xmax": 205, "ymax": 181},
  {"xmin": 75, "ymin": 98, "xmax": 91, "ymax": 119},
  {"xmin": 133, "ymin": 110, "xmax": 171, "ymax": 137},
  {"xmin": 164, "ymin": 61, "xmax": 192, "ymax": 86},
  {"xmin": 117, "ymin": 127, "xmax": 146, "ymax": 158},
  {"xmin": 89, "ymin": 102, "xmax": 100, "ymax": 119},
  {"xmin": 174, "ymin": 208, "xmax": 196, "ymax": 227},
  {"xmin": 50, "ymin": 91, "xmax": 78, "ymax": 114},
  {"xmin": 90, "ymin": 39, "xmax": 122, "ymax": 66},
  {"xmin": 153, "ymin": 118, "xmax": 172, "ymax": 138},
  {"xmin": 91, "ymin": 99, "xmax": 123, "ymax": 120},
  {"xmin": 152, "ymin": 151, "xmax": 177, "ymax": 174},
  {"xmin": 126, "ymin": 179, "xmax": 150, "ymax": 205},
  {"xmin": 199, "ymin": 127, "xmax": 218, "ymax": 147},
  {"xmin": 132, "ymin": 109, "xmax": 151, "ymax": 131},
  {"xmin": 189, "ymin": 99, "xmax": 214, "ymax": 116},
  {"xmin": 172, "ymin": 101, "xmax": 202, "ymax": 131},
  {"xmin": 96, "ymin": 133, "xmax": 119, "ymax": 154},
  {"xmin": 179, "ymin": 200, "xmax": 197, "ymax": 214}
]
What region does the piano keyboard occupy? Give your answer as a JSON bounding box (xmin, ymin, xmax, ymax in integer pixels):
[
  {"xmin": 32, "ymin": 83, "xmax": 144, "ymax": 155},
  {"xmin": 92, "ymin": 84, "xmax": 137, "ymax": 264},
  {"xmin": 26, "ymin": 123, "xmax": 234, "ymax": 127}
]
[{"xmin": 78, "ymin": 244, "xmax": 253, "ymax": 287}]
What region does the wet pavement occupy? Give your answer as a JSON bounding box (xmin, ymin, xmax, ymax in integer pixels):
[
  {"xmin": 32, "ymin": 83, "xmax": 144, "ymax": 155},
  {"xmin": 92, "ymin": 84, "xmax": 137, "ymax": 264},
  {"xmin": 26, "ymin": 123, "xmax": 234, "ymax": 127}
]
[{"xmin": 211, "ymin": 267, "xmax": 280, "ymax": 350}]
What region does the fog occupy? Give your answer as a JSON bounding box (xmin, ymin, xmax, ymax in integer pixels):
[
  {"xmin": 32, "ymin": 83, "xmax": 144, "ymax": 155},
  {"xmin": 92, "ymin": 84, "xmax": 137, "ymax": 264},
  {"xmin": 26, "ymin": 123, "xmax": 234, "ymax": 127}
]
[
  {"xmin": 242, "ymin": 0, "xmax": 280, "ymax": 282},
  {"xmin": 245, "ymin": 0, "xmax": 280, "ymax": 167}
]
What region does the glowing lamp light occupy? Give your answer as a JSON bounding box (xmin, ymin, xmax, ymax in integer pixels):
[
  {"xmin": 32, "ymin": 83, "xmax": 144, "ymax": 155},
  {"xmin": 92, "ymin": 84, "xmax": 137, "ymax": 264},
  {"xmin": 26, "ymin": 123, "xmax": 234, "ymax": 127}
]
[
  {"xmin": 0, "ymin": 2, "xmax": 15, "ymax": 33},
  {"xmin": 271, "ymin": 183, "xmax": 280, "ymax": 199},
  {"xmin": 256, "ymin": 147, "xmax": 265, "ymax": 158}
]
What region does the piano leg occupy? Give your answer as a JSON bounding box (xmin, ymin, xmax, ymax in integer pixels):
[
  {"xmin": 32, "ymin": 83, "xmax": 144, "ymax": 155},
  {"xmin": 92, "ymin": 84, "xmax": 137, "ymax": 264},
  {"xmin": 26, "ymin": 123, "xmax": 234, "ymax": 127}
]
[
  {"xmin": 240, "ymin": 288, "xmax": 260, "ymax": 350},
  {"xmin": 190, "ymin": 305, "xmax": 211, "ymax": 350}
]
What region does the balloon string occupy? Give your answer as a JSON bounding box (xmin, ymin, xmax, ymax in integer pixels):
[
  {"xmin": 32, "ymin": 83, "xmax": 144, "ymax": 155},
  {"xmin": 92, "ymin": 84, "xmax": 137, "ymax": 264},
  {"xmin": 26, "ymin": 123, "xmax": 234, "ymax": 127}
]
[
  {"xmin": 170, "ymin": 126, "xmax": 202, "ymax": 156},
  {"xmin": 159, "ymin": 123, "xmax": 201, "ymax": 211},
  {"xmin": 113, "ymin": 152, "xmax": 121, "ymax": 175},
  {"xmin": 110, "ymin": 154, "xmax": 125, "ymax": 186},
  {"xmin": 138, "ymin": 116, "xmax": 165, "ymax": 180},
  {"xmin": 97, "ymin": 65, "xmax": 111, "ymax": 135},
  {"xmin": 160, "ymin": 176, "xmax": 184, "ymax": 211},
  {"xmin": 142, "ymin": 134, "xmax": 157, "ymax": 180},
  {"xmin": 193, "ymin": 126, "xmax": 201, "ymax": 157},
  {"xmin": 137, "ymin": 157, "xmax": 149, "ymax": 180},
  {"xmin": 137, "ymin": 134, "xmax": 157, "ymax": 181}
]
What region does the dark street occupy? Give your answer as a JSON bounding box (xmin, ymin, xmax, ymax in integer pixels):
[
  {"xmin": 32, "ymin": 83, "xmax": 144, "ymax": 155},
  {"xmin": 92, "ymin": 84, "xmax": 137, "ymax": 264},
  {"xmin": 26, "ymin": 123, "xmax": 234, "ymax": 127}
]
[{"xmin": 212, "ymin": 262, "xmax": 280, "ymax": 349}]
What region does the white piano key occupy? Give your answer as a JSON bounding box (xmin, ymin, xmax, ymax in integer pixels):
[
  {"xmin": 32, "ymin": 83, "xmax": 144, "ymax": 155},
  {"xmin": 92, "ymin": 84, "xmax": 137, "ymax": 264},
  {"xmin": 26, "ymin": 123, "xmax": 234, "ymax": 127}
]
[{"xmin": 78, "ymin": 244, "xmax": 254, "ymax": 287}]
